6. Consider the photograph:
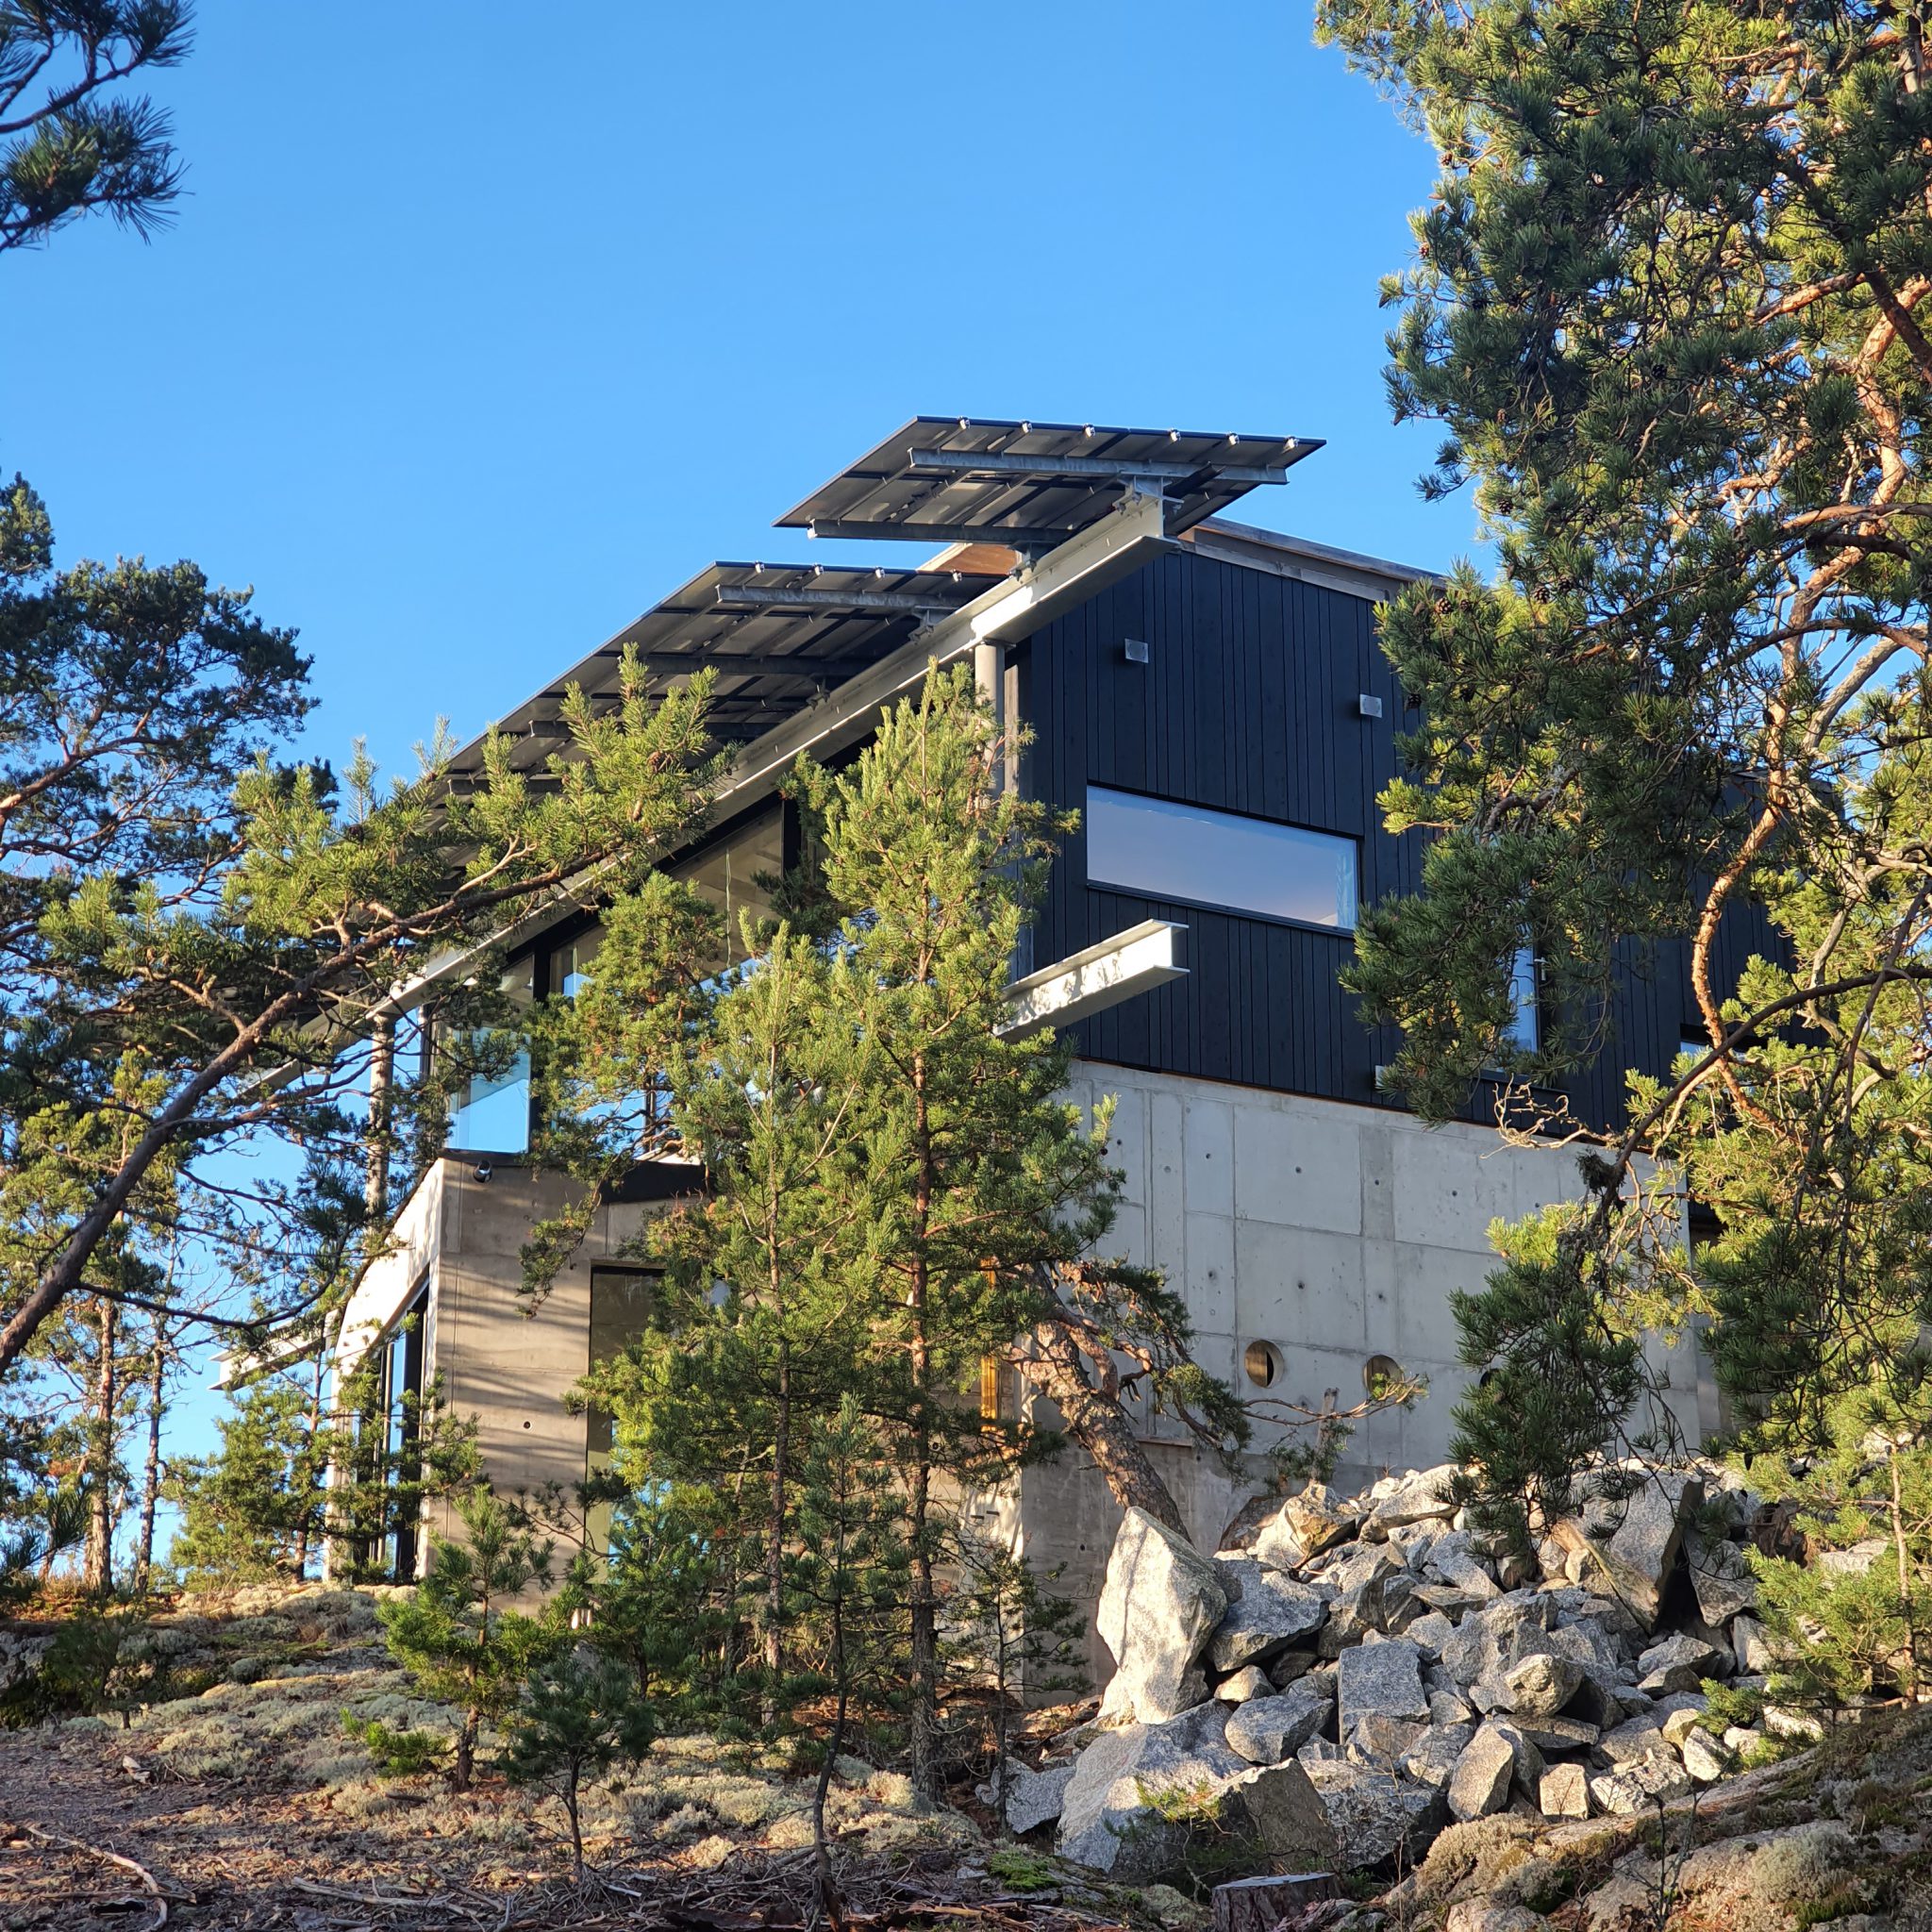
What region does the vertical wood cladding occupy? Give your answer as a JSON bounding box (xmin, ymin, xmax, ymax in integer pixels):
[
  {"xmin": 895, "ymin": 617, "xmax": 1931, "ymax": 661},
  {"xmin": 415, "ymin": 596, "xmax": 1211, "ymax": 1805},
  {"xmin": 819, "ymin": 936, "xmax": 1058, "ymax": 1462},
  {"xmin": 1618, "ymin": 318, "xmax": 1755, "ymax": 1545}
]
[{"xmin": 1023, "ymin": 545, "xmax": 1774, "ymax": 1130}]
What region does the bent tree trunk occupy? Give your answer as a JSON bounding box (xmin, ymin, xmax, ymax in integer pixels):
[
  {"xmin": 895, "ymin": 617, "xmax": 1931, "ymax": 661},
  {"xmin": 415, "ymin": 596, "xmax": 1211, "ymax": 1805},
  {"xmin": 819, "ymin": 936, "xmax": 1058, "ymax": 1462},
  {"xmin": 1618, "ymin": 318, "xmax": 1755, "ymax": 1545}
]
[{"xmin": 1005, "ymin": 1317, "xmax": 1188, "ymax": 1536}]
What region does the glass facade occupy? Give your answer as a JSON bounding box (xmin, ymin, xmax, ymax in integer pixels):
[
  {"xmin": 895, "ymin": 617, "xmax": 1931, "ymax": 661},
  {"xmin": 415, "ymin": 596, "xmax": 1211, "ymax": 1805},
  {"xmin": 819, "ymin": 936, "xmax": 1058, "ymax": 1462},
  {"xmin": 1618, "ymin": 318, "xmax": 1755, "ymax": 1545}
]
[
  {"xmin": 1503, "ymin": 945, "xmax": 1540, "ymax": 1056},
  {"xmin": 674, "ymin": 805, "xmax": 783, "ymax": 971},
  {"xmin": 1085, "ymin": 785, "xmax": 1358, "ymax": 930},
  {"xmin": 446, "ymin": 958, "xmax": 535, "ymax": 1152}
]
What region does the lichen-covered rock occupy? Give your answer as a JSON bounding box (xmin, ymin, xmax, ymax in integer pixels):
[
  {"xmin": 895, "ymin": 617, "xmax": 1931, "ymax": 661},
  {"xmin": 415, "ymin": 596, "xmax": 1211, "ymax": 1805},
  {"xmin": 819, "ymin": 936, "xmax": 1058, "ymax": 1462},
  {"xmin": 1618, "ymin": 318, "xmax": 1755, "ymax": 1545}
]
[
  {"xmin": 1636, "ymin": 1630, "xmax": 1730, "ymax": 1695},
  {"xmin": 1445, "ymin": 1904, "xmax": 1548, "ymax": 1932},
  {"xmin": 1214, "ymin": 1665, "xmax": 1274, "ymax": 1704},
  {"xmin": 1579, "ymin": 1820, "xmax": 1854, "ymax": 1932},
  {"xmin": 1401, "ymin": 1722, "xmax": 1473, "ymax": 1790},
  {"xmin": 1730, "ymin": 1613, "xmax": 1774, "ymax": 1674},
  {"xmin": 1225, "ymin": 1676, "xmax": 1331, "ymax": 1764},
  {"xmin": 1347, "ymin": 1712, "xmax": 1428, "ymax": 1767},
  {"xmin": 1094, "ymin": 1507, "xmax": 1227, "ymax": 1727},
  {"xmin": 995, "ymin": 1760, "xmax": 1074, "ymax": 1834},
  {"xmin": 1538, "ymin": 1760, "xmax": 1590, "ymax": 1818},
  {"xmin": 1337, "ymin": 1638, "xmax": 1429, "ymax": 1735},
  {"xmin": 1511, "ymin": 1713, "xmax": 1598, "ymax": 1754},
  {"xmin": 1575, "ymin": 1470, "xmax": 1704, "ymax": 1629},
  {"xmin": 1206, "ymin": 1557, "xmax": 1328, "ymax": 1674},
  {"xmin": 1300, "ymin": 1757, "xmax": 1447, "ymax": 1868},
  {"xmin": 1369, "ymin": 1463, "xmax": 1460, "ymax": 1533},
  {"xmin": 1686, "ymin": 1533, "xmax": 1758, "ymax": 1624},
  {"xmin": 1253, "ymin": 1483, "xmax": 1356, "ymax": 1571},
  {"xmin": 1679, "ymin": 1726, "xmax": 1731, "ymax": 1782},
  {"xmin": 1500, "ymin": 1651, "xmax": 1583, "ymax": 1719},
  {"xmin": 1217, "ymin": 1760, "xmax": 1340, "ymax": 1872},
  {"xmin": 1448, "ymin": 1723, "xmax": 1518, "ymax": 1822},
  {"xmin": 1056, "ymin": 1702, "xmax": 1244, "ymax": 1876}
]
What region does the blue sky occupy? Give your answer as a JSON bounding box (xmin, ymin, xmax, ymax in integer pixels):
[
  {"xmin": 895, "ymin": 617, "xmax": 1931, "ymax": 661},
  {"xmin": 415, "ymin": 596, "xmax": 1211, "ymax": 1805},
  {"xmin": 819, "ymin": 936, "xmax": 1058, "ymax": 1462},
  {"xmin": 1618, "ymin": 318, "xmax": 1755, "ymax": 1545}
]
[{"xmin": 3, "ymin": 2, "xmax": 1479, "ymax": 1504}]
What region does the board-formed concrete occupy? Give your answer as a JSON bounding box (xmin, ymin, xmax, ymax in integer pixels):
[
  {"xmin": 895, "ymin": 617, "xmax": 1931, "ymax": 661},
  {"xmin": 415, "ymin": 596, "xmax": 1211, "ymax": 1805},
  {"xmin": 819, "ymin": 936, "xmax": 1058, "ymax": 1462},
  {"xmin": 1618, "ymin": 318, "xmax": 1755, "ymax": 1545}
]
[
  {"xmin": 1006, "ymin": 1061, "xmax": 1712, "ymax": 1675},
  {"xmin": 330, "ymin": 1158, "xmax": 659, "ymax": 1570},
  {"xmin": 334, "ymin": 1071, "xmax": 1712, "ymax": 1677}
]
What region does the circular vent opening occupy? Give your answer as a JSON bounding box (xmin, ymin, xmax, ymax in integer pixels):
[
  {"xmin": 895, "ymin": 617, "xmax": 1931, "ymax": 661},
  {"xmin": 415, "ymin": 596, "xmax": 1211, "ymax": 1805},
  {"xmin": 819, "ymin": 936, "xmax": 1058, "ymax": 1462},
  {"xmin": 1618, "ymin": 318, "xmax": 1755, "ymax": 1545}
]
[
  {"xmin": 1363, "ymin": 1353, "xmax": 1406, "ymax": 1399},
  {"xmin": 1243, "ymin": 1340, "xmax": 1284, "ymax": 1389}
]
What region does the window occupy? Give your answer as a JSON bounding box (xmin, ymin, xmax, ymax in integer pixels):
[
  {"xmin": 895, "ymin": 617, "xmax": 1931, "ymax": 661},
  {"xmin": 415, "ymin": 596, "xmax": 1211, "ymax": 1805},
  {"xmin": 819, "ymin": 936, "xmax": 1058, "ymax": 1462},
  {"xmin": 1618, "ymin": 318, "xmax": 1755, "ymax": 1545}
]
[
  {"xmin": 585, "ymin": 1266, "xmax": 658, "ymax": 1463},
  {"xmin": 1085, "ymin": 786, "xmax": 1357, "ymax": 930},
  {"xmin": 674, "ymin": 805, "xmax": 783, "ymax": 971},
  {"xmin": 447, "ymin": 958, "xmax": 534, "ymax": 1153},
  {"xmin": 1502, "ymin": 945, "xmax": 1540, "ymax": 1057},
  {"xmin": 356, "ymin": 1282, "xmax": 427, "ymax": 1583},
  {"xmin": 557, "ymin": 924, "xmax": 603, "ymax": 998}
]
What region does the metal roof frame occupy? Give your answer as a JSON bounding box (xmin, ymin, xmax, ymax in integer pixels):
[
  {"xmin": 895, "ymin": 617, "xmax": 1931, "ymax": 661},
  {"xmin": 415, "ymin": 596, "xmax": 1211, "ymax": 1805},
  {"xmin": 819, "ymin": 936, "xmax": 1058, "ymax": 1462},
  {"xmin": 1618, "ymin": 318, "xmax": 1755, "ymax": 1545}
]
[
  {"xmin": 442, "ymin": 559, "xmax": 988, "ymax": 780},
  {"xmin": 776, "ymin": 415, "xmax": 1322, "ymax": 547}
]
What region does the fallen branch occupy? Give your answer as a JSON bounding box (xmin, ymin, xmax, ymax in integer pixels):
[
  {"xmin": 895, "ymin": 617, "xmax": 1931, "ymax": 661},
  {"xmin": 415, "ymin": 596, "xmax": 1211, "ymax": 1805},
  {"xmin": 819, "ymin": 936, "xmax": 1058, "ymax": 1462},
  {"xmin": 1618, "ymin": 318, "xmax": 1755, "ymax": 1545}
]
[{"xmin": 21, "ymin": 1822, "xmax": 171, "ymax": 1929}]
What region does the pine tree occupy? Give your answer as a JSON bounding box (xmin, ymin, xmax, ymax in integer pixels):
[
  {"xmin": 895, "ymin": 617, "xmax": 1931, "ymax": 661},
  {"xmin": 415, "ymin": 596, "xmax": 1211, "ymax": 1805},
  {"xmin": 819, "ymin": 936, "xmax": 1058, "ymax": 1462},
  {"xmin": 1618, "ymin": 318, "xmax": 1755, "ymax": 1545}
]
[
  {"xmin": 948, "ymin": 1525, "xmax": 1085, "ymax": 1823},
  {"xmin": 503, "ymin": 1653, "xmax": 652, "ymax": 1887},
  {"xmin": 788, "ymin": 1397, "xmax": 909, "ymax": 1920},
  {"xmin": 563, "ymin": 1484, "xmax": 727, "ymax": 1713},
  {"xmin": 1749, "ymin": 1359, "xmax": 1932, "ymax": 1710},
  {"xmin": 375, "ymin": 1487, "xmax": 560, "ymax": 1790},
  {"xmin": 0, "ymin": 5, "xmax": 192, "ymax": 254},
  {"xmin": 166, "ymin": 1375, "xmax": 327, "ymax": 1586},
  {"xmin": 1313, "ymin": 0, "xmax": 1932, "ymax": 1514},
  {"xmin": 797, "ymin": 667, "xmax": 1156, "ymax": 1795}
]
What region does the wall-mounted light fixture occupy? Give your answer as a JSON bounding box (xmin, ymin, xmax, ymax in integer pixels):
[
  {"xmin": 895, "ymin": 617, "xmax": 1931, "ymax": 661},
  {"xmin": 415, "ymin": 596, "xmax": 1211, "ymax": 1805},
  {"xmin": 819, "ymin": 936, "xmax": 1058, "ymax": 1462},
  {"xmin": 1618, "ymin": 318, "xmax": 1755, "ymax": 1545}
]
[
  {"xmin": 1124, "ymin": 637, "xmax": 1150, "ymax": 664},
  {"xmin": 1357, "ymin": 693, "xmax": 1384, "ymax": 718}
]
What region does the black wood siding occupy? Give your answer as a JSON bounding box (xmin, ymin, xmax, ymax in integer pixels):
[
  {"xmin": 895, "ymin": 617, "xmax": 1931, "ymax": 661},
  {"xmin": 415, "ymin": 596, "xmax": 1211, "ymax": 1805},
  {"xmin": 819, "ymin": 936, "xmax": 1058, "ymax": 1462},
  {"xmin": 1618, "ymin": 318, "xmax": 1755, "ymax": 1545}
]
[{"xmin": 1022, "ymin": 545, "xmax": 1775, "ymax": 1130}]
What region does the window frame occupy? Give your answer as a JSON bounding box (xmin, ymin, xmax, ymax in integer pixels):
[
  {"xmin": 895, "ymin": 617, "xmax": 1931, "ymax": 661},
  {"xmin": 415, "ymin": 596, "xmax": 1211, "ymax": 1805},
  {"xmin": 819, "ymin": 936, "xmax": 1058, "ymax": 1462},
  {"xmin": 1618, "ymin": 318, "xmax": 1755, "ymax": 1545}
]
[{"xmin": 1083, "ymin": 782, "xmax": 1361, "ymax": 935}]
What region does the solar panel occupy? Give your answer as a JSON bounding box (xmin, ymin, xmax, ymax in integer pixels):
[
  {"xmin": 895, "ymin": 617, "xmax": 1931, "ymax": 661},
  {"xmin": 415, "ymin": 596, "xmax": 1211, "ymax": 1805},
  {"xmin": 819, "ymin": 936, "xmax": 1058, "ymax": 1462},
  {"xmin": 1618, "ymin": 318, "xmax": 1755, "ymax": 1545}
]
[
  {"xmin": 775, "ymin": 415, "xmax": 1322, "ymax": 545},
  {"xmin": 443, "ymin": 559, "xmax": 986, "ymax": 779}
]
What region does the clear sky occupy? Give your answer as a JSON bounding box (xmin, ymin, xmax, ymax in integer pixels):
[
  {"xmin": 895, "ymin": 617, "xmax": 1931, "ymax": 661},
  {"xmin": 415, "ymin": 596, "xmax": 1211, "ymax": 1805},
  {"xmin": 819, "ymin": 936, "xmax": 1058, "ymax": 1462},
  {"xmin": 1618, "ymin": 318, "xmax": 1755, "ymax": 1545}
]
[{"xmin": 2, "ymin": 2, "xmax": 1481, "ymax": 1511}]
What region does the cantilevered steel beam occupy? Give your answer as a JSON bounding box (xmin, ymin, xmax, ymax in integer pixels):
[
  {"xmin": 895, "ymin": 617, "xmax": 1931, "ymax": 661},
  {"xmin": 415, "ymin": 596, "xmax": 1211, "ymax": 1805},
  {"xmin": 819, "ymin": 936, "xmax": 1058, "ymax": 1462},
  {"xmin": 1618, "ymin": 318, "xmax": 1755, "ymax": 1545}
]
[
  {"xmin": 997, "ymin": 919, "xmax": 1189, "ymax": 1040},
  {"xmin": 711, "ymin": 583, "xmax": 965, "ymax": 615},
  {"xmin": 806, "ymin": 517, "xmax": 1063, "ymax": 550},
  {"xmin": 636, "ymin": 650, "xmax": 884, "ymax": 682},
  {"xmin": 905, "ymin": 446, "xmax": 1297, "ymax": 487}
]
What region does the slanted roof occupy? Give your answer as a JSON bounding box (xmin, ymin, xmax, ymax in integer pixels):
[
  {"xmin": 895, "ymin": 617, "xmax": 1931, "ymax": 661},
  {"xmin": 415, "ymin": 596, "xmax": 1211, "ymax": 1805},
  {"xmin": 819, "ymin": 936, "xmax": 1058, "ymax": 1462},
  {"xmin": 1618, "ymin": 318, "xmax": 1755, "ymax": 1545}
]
[
  {"xmin": 775, "ymin": 415, "xmax": 1322, "ymax": 548},
  {"xmin": 443, "ymin": 559, "xmax": 988, "ymax": 780}
]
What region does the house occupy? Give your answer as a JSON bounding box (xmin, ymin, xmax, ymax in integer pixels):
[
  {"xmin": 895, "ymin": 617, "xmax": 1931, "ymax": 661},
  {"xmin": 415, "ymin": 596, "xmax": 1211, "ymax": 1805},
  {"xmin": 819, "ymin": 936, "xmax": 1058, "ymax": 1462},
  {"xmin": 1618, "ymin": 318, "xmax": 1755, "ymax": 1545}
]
[{"xmin": 326, "ymin": 416, "xmax": 1733, "ymax": 1607}]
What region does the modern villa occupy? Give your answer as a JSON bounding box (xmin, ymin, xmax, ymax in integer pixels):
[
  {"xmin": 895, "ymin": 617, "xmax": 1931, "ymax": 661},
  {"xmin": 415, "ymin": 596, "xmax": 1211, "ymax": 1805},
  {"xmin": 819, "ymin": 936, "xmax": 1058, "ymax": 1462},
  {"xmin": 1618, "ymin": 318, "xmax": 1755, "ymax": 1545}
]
[{"xmin": 323, "ymin": 416, "xmax": 1740, "ymax": 1618}]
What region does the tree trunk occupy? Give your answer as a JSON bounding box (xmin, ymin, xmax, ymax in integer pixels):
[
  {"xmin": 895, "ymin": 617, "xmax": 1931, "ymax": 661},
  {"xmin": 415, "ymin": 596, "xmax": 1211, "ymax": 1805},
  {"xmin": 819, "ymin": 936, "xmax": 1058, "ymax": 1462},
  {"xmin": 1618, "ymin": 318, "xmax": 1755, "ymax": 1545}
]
[
  {"xmin": 454, "ymin": 1709, "xmax": 477, "ymax": 1793},
  {"xmin": 763, "ymin": 1336, "xmax": 790, "ymax": 1725},
  {"xmin": 1891, "ymin": 1452, "xmax": 1919, "ymax": 1702},
  {"xmin": 85, "ymin": 1297, "xmax": 120, "ymax": 1594},
  {"xmin": 132, "ymin": 1330, "xmax": 167, "ymax": 1593},
  {"xmin": 907, "ymin": 1068, "xmax": 939, "ymax": 1803},
  {"xmin": 1006, "ymin": 1316, "xmax": 1188, "ymax": 1535}
]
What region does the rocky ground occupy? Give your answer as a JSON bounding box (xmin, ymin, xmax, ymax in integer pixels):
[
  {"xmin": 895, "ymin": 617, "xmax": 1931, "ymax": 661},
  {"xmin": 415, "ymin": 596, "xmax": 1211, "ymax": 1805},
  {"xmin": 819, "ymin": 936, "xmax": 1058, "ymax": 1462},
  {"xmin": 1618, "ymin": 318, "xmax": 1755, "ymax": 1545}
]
[
  {"xmin": 2, "ymin": 1463, "xmax": 1927, "ymax": 1930},
  {"xmin": 980, "ymin": 1458, "xmax": 1932, "ymax": 1928},
  {"xmin": 0, "ymin": 1587, "xmax": 1126, "ymax": 1931}
]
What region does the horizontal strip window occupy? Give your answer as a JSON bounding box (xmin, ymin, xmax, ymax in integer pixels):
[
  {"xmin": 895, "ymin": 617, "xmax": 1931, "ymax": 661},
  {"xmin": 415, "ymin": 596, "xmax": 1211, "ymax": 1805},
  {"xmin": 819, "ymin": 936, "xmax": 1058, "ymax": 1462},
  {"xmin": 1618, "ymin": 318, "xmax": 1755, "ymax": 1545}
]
[{"xmin": 1085, "ymin": 786, "xmax": 1358, "ymax": 931}]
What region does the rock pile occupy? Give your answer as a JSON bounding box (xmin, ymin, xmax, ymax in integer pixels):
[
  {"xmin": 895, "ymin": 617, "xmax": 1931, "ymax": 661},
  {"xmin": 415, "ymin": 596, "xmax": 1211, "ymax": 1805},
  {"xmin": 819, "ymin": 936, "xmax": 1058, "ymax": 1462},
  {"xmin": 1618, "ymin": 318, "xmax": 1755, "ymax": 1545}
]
[{"xmin": 1018, "ymin": 1460, "xmax": 1824, "ymax": 1879}]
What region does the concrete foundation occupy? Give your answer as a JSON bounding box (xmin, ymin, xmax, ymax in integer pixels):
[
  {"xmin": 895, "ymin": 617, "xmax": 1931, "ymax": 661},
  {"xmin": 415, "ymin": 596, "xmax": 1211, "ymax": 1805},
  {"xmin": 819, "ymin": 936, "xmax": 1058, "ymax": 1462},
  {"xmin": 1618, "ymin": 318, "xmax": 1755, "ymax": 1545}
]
[
  {"xmin": 333, "ymin": 1071, "xmax": 1711, "ymax": 1677},
  {"xmin": 1000, "ymin": 1061, "xmax": 1712, "ymax": 1677},
  {"xmin": 331, "ymin": 1158, "xmax": 660, "ymax": 1568}
]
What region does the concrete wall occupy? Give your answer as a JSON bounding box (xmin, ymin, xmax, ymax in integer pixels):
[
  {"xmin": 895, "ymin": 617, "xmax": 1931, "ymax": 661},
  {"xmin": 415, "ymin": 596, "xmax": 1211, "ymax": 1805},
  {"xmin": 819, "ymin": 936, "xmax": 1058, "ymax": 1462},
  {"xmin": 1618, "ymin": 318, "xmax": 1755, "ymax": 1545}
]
[
  {"xmin": 1008, "ymin": 1061, "xmax": 1712, "ymax": 1676},
  {"xmin": 333, "ymin": 1158, "xmax": 658, "ymax": 1566}
]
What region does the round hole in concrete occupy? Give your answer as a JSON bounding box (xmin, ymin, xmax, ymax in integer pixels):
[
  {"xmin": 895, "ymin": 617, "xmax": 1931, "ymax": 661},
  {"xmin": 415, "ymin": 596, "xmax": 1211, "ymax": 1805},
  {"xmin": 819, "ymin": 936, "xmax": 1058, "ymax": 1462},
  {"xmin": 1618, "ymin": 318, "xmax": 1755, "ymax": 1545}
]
[
  {"xmin": 1243, "ymin": 1340, "xmax": 1283, "ymax": 1389},
  {"xmin": 1364, "ymin": 1353, "xmax": 1405, "ymax": 1398}
]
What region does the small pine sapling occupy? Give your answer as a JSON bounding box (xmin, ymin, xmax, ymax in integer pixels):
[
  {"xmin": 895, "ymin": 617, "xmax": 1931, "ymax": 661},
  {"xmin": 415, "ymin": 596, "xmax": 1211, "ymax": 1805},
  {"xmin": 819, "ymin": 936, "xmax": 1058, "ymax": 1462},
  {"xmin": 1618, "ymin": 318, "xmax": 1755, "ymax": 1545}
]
[
  {"xmin": 788, "ymin": 1398, "xmax": 909, "ymax": 1923},
  {"xmin": 376, "ymin": 1486, "xmax": 560, "ymax": 1790},
  {"xmin": 948, "ymin": 1525, "xmax": 1085, "ymax": 1826},
  {"xmin": 503, "ymin": 1653, "xmax": 653, "ymax": 1886},
  {"xmin": 1749, "ymin": 1366, "xmax": 1932, "ymax": 1711}
]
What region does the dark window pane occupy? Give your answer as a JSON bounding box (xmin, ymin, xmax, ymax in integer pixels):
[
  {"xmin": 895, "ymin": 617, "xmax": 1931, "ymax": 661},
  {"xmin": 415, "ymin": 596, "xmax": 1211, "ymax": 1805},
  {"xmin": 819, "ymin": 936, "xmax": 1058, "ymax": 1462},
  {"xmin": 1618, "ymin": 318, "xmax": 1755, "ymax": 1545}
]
[{"xmin": 1085, "ymin": 786, "xmax": 1357, "ymax": 929}]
